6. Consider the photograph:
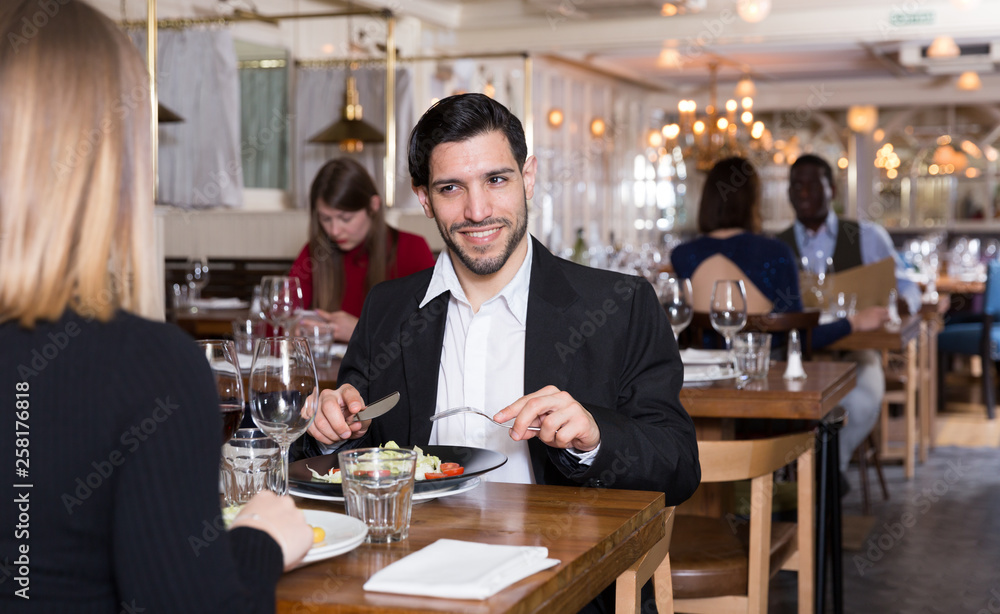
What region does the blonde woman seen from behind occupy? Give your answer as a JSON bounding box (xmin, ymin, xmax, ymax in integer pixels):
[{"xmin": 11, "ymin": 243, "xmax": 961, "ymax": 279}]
[{"xmin": 0, "ymin": 2, "xmax": 311, "ymax": 611}]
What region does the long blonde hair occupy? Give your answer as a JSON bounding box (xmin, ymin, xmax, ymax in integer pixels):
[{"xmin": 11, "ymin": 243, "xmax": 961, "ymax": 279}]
[{"xmin": 0, "ymin": 0, "xmax": 157, "ymax": 327}]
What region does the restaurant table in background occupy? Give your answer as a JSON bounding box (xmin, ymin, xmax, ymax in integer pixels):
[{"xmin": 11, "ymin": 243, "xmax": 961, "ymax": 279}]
[
  {"xmin": 680, "ymin": 360, "xmax": 857, "ymax": 614},
  {"xmin": 279, "ymin": 482, "xmax": 667, "ymax": 613},
  {"xmin": 825, "ymin": 315, "xmax": 922, "ymax": 479},
  {"xmin": 170, "ymin": 307, "xmax": 249, "ymax": 339},
  {"xmin": 935, "ymin": 274, "xmax": 985, "ymax": 296}
]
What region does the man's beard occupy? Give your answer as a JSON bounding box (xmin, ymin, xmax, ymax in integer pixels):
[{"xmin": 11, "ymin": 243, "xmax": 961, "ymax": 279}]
[{"xmin": 431, "ymin": 198, "xmax": 529, "ymax": 276}]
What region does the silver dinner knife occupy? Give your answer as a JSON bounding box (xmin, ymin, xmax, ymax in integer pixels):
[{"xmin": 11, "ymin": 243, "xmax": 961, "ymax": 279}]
[{"xmin": 354, "ymin": 391, "xmax": 400, "ymax": 421}]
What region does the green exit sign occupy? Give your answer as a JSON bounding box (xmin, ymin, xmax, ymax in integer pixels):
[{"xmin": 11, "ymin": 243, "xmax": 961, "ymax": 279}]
[{"xmin": 890, "ymin": 11, "xmax": 935, "ymax": 27}]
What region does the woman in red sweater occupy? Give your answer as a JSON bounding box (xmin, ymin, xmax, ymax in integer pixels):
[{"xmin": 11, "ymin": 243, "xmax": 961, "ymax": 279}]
[{"xmin": 290, "ymin": 158, "xmax": 435, "ymax": 341}]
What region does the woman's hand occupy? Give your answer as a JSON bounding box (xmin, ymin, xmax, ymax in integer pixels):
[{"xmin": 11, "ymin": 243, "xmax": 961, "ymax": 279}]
[
  {"xmin": 316, "ymin": 309, "xmax": 359, "ymax": 342},
  {"xmin": 230, "ymin": 491, "xmax": 312, "ymax": 571}
]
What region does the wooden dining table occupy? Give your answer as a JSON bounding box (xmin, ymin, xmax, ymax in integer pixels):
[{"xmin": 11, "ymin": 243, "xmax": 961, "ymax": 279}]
[{"xmin": 278, "ymin": 482, "xmax": 668, "ymax": 613}]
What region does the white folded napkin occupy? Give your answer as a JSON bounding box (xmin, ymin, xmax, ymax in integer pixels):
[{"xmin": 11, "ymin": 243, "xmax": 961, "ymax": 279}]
[{"xmin": 363, "ymin": 539, "xmax": 560, "ymax": 600}]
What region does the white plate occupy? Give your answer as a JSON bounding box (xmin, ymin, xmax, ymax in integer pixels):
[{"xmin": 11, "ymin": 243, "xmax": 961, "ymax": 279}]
[
  {"xmin": 300, "ymin": 509, "xmax": 368, "ymax": 565},
  {"xmin": 291, "ymin": 476, "xmax": 482, "ymax": 504},
  {"xmin": 683, "ymin": 365, "xmax": 737, "ymax": 386},
  {"xmin": 188, "ymin": 298, "xmax": 249, "ymax": 310}
]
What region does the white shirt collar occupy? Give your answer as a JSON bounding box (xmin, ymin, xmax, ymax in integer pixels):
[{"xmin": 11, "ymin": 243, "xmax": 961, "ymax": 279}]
[
  {"xmin": 419, "ymin": 238, "xmax": 533, "ymax": 326},
  {"xmin": 796, "ymin": 209, "xmax": 838, "ymax": 241}
]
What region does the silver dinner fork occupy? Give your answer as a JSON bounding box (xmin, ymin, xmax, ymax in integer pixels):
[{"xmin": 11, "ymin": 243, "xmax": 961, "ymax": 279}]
[{"xmin": 430, "ymin": 407, "xmax": 541, "ymax": 431}]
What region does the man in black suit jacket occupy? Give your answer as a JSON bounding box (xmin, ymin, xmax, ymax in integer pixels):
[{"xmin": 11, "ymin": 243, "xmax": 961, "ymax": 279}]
[{"xmin": 302, "ymin": 93, "xmax": 699, "ymax": 504}]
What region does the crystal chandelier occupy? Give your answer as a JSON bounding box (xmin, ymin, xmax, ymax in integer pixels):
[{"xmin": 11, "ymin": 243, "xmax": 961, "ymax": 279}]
[{"xmin": 658, "ymin": 63, "xmax": 771, "ymax": 171}]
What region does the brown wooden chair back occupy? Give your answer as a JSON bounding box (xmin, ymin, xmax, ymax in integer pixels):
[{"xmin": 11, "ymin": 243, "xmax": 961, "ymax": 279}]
[
  {"xmin": 687, "ymin": 311, "xmax": 819, "ymax": 359},
  {"xmin": 689, "ymin": 254, "xmax": 774, "ymax": 315},
  {"xmin": 653, "ymin": 432, "xmax": 815, "ymax": 614}
]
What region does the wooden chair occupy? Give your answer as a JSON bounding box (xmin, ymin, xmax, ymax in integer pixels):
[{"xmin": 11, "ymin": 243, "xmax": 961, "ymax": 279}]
[
  {"xmin": 655, "ymin": 432, "xmax": 815, "ymax": 614},
  {"xmin": 852, "ymin": 432, "xmax": 889, "ymax": 515},
  {"xmin": 689, "ymin": 254, "xmax": 774, "ymax": 315},
  {"xmin": 615, "ymin": 506, "xmax": 676, "ymax": 614}
]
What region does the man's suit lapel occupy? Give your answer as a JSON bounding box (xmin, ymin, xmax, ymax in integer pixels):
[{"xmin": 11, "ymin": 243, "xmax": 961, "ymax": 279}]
[
  {"xmin": 524, "ymin": 237, "xmax": 580, "ymax": 394},
  {"xmin": 523, "ymin": 238, "xmax": 581, "ymax": 483},
  {"xmin": 400, "ymin": 292, "xmax": 450, "ymax": 444}
]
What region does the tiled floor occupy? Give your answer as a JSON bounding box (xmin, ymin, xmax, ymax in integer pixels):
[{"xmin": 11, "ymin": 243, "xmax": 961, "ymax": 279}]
[{"xmin": 766, "ymin": 396, "xmax": 1000, "ymax": 613}]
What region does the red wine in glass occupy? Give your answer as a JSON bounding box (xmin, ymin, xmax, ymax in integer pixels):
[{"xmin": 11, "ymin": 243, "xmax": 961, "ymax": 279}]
[{"xmin": 221, "ymin": 403, "xmax": 244, "ymax": 444}]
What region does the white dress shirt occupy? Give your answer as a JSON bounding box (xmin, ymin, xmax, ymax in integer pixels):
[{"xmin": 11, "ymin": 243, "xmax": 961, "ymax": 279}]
[{"xmin": 420, "ymin": 243, "xmax": 535, "ymax": 484}]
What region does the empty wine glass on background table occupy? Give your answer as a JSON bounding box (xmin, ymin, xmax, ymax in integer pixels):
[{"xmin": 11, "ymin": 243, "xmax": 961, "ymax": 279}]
[
  {"xmin": 710, "ymin": 280, "xmax": 748, "ymax": 351},
  {"xmin": 185, "ymin": 256, "xmax": 210, "ymax": 300},
  {"xmin": 248, "ymin": 337, "xmax": 318, "ymax": 496},
  {"xmin": 259, "ymin": 275, "xmax": 303, "ymax": 336},
  {"xmin": 658, "ymin": 275, "xmax": 693, "ymax": 340},
  {"xmin": 196, "ymin": 339, "xmax": 246, "ymax": 506}
]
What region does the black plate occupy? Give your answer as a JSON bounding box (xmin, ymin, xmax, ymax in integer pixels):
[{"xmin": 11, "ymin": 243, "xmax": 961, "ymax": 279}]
[{"xmin": 289, "ymin": 445, "xmax": 507, "ymax": 496}]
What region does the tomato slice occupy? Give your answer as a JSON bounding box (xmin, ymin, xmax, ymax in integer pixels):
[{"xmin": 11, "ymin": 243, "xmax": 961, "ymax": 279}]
[
  {"xmin": 440, "ymin": 462, "xmax": 461, "ymax": 472},
  {"xmin": 442, "ymin": 466, "xmax": 464, "ymax": 476},
  {"xmin": 424, "ymin": 472, "xmax": 448, "ymax": 479}
]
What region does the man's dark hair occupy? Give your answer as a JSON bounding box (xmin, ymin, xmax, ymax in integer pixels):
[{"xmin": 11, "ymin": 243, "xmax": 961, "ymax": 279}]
[
  {"xmin": 697, "ymin": 157, "xmax": 761, "ymax": 234},
  {"xmin": 790, "ymin": 153, "xmax": 834, "ymax": 184},
  {"xmin": 407, "ymin": 93, "xmax": 527, "ymax": 188}
]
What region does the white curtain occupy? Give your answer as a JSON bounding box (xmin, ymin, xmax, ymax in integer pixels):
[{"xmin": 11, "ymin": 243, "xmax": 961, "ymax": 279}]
[
  {"xmin": 294, "ymin": 67, "xmax": 416, "ymax": 211},
  {"xmin": 132, "ymin": 27, "xmax": 242, "ymax": 208}
]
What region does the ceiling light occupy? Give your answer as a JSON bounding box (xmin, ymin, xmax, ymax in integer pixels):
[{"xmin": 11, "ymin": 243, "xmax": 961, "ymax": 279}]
[
  {"xmin": 735, "ymin": 75, "xmax": 756, "ymax": 98},
  {"xmin": 590, "ymin": 118, "xmax": 606, "ymax": 137},
  {"xmin": 847, "ymin": 105, "xmax": 878, "ymax": 133},
  {"xmin": 308, "ymin": 76, "xmax": 385, "ymax": 151},
  {"xmin": 736, "ymin": 0, "xmax": 771, "ymax": 23},
  {"xmin": 660, "ymin": 3, "xmax": 678, "ymax": 17},
  {"xmin": 657, "ymin": 48, "xmax": 682, "ymax": 69},
  {"xmin": 662, "ymin": 123, "xmax": 680, "ymax": 139},
  {"xmin": 548, "ymin": 108, "xmax": 564, "ymax": 128},
  {"xmin": 957, "ymin": 71, "xmax": 982, "ymax": 91},
  {"xmin": 927, "ymin": 36, "xmax": 960, "ymax": 59}
]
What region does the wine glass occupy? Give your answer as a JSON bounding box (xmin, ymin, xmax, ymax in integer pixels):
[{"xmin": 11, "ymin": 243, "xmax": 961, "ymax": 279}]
[
  {"xmin": 710, "ymin": 280, "xmax": 748, "ymax": 351},
  {"xmin": 248, "ymin": 337, "xmax": 318, "ymax": 496},
  {"xmin": 185, "ymin": 256, "xmax": 210, "ymax": 300},
  {"xmin": 196, "ymin": 340, "xmax": 246, "ymax": 506},
  {"xmin": 658, "ymin": 275, "xmax": 693, "ymax": 340},
  {"xmin": 259, "ymin": 276, "xmax": 303, "ymax": 335}
]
